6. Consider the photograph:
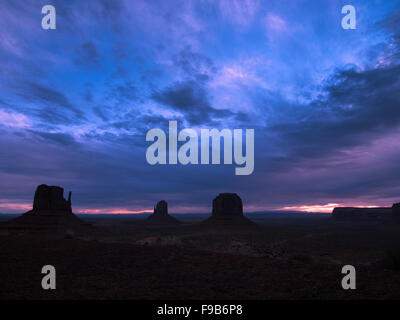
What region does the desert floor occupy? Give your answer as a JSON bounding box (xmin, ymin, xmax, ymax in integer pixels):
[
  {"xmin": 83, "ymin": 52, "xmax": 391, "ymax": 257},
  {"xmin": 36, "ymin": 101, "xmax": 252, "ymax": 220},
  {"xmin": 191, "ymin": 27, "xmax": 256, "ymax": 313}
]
[{"xmin": 1, "ymin": 215, "xmax": 400, "ymax": 299}]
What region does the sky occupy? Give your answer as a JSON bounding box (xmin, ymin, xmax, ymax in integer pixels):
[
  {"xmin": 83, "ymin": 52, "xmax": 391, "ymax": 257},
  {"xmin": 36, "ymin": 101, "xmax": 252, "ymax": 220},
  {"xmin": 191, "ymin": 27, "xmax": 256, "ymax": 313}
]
[{"xmin": 0, "ymin": 0, "xmax": 400, "ymax": 214}]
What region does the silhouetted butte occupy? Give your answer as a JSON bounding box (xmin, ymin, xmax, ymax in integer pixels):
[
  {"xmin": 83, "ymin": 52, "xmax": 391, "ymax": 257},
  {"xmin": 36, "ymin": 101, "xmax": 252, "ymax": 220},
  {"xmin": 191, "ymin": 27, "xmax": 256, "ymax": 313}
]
[
  {"xmin": 2, "ymin": 184, "xmax": 89, "ymax": 233},
  {"xmin": 146, "ymin": 200, "xmax": 179, "ymax": 225},
  {"xmin": 202, "ymin": 193, "xmax": 254, "ymax": 225}
]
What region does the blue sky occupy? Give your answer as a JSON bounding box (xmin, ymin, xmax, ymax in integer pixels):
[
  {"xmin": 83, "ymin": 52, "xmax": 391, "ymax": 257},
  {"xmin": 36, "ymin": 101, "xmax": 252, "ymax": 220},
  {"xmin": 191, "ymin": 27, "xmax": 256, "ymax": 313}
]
[{"xmin": 1, "ymin": 0, "xmax": 400, "ymax": 213}]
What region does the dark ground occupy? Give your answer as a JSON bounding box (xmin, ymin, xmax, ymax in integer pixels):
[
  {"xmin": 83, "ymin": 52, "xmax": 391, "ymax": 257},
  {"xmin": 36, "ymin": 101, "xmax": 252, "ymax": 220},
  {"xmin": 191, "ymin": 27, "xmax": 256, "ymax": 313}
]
[{"xmin": 1, "ymin": 214, "xmax": 400, "ymax": 299}]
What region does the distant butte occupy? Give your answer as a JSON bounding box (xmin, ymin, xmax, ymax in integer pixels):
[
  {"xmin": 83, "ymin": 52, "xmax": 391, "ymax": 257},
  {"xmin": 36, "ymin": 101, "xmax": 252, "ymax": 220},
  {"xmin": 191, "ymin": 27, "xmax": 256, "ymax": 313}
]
[
  {"xmin": 202, "ymin": 193, "xmax": 254, "ymax": 225},
  {"xmin": 332, "ymin": 203, "xmax": 400, "ymax": 222},
  {"xmin": 146, "ymin": 200, "xmax": 180, "ymax": 225},
  {"xmin": 392, "ymin": 203, "xmax": 400, "ymax": 222},
  {"xmin": 2, "ymin": 184, "xmax": 90, "ymax": 233}
]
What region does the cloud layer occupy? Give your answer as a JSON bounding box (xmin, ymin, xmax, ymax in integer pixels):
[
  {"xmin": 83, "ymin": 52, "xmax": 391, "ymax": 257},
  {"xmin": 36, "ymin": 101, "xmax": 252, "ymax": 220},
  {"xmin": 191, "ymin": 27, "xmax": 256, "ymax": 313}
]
[{"xmin": 1, "ymin": 0, "xmax": 400, "ymax": 213}]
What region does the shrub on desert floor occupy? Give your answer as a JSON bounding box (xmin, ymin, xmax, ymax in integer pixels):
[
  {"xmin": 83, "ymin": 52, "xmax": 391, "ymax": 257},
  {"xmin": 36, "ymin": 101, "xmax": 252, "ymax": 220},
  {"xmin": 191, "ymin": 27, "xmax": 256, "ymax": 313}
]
[
  {"xmin": 64, "ymin": 230, "xmax": 75, "ymax": 239},
  {"xmin": 136, "ymin": 236, "xmax": 182, "ymax": 247},
  {"xmin": 159, "ymin": 236, "xmax": 182, "ymax": 247}
]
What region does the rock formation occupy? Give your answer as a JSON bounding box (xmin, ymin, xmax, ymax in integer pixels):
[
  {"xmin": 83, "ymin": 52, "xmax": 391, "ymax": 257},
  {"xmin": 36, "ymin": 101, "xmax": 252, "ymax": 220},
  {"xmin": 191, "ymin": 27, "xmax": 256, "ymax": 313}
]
[
  {"xmin": 147, "ymin": 200, "xmax": 179, "ymax": 225},
  {"xmin": 212, "ymin": 193, "xmax": 243, "ymax": 217},
  {"xmin": 202, "ymin": 193, "xmax": 254, "ymax": 225},
  {"xmin": 332, "ymin": 207, "xmax": 392, "ymax": 221},
  {"xmin": 154, "ymin": 200, "xmax": 168, "ymax": 216},
  {"xmin": 392, "ymin": 203, "xmax": 400, "ymax": 222},
  {"xmin": 3, "ymin": 184, "xmax": 89, "ymax": 233},
  {"xmin": 33, "ymin": 184, "xmax": 72, "ymax": 212}
]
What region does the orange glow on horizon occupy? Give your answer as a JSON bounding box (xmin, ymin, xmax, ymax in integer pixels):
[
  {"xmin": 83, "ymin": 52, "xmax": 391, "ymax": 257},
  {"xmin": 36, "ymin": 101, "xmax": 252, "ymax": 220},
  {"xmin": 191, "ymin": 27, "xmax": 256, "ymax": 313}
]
[
  {"xmin": 0, "ymin": 201, "xmax": 381, "ymax": 215},
  {"xmin": 0, "ymin": 202, "xmax": 31, "ymax": 212},
  {"xmin": 76, "ymin": 208, "xmax": 154, "ymax": 214},
  {"xmin": 278, "ymin": 203, "xmax": 380, "ymax": 213},
  {"xmin": 0, "ymin": 200, "xmax": 154, "ymax": 215}
]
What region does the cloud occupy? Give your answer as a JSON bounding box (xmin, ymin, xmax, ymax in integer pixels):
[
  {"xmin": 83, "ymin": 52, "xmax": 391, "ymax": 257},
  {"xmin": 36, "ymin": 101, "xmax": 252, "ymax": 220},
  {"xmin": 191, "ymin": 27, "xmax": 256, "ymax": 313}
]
[
  {"xmin": 264, "ymin": 13, "xmax": 288, "ymax": 33},
  {"xmin": 211, "ymin": 57, "xmax": 270, "ymax": 89},
  {"xmin": 107, "ymin": 81, "xmax": 138, "ymax": 103},
  {"xmin": 29, "ymin": 131, "xmax": 78, "ymax": 146},
  {"xmin": 217, "ymin": 0, "xmax": 259, "ymax": 26},
  {"xmin": 0, "ymin": 109, "xmax": 31, "ymax": 128},
  {"xmin": 93, "ymin": 106, "xmax": 109, "ymax": 121},
  {"xmin": 1, "ymin": 0, "xmax": 400, "ymax": 213},
  {"xmin": 237, "ymin": 62, "xmax": 400, "ymax": 207},
  {"xmin": 152, "ymin": 80, "xmax": 234, "ymax": 125},
  {"xmin": 75, "ymin": 41, "xmax": 101, "ymax": 67},
  {"xmin": 267, "ymin": 64, "xmax": 400, "ymax": 162},
  {"xmin": 13, "ymin": 82, "xmax": 85, "ymax": 124},
  {"xmin": 173, "ymin": 45, "xmax": 217, "ymax": 82}
]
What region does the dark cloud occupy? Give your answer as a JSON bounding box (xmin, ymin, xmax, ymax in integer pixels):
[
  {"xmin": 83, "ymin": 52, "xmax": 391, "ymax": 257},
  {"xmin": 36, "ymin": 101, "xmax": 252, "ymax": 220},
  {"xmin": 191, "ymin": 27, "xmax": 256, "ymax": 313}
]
[
  {"xmin": 264, "ymin": 64, "xmax": 400, "ymax": 162},
  {"xmin": 29, "ymin": 130, "xmax": 78, "ymax": 146},
  {"xmin": 116, "ymin": 82, "xmax": 137, "ymax": 100},
  {"xmin": 75, "ymin": 41, "xmax": 100, "ymax": 67},
  {"xmin": 93, "ymin": 106, "xmax": 109, "ymax": 121},
  {"xmin": 14, "ymin": 82, "xmax": 85, "ymax": 124},
  {"xmin": 19, "ymin": 82, "xmax": 76, "ymax": 111},
  {"xmin": 151, "ymin": 47, "xmax": 223, "ymax": 125},
  {"xmin": 152, "ymin": 80, "xmax": 234, "ymax": 125},
  {"xmin": 107, "ymin": 81, "xmax": 138, "ymax": 103},
  {"xmin": 236, "ymin": 62, "xmax": 400, "ymax": 206},
  {"xmin": 117, "ymin": 113, "xmax": 171, "ymax": 133},
  {"xmin": 173, "ymin": 46, "xmax": 217, "ymax": 82}
]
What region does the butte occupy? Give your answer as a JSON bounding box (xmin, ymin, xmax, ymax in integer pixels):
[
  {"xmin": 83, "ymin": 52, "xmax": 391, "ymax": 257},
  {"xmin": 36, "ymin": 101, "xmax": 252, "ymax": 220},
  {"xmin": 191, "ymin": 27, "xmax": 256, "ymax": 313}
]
[
  {"xmin": 2, "ymin": 184, "xmax": 90, "ymax": 234},
  {"xmin": 146, "ymin": 200, "xmax": 180, "ymax": 225},
  {"xmin": 202, "ymin": 193, "xmax": 254, "ymax": 226},
  {"xmin": 393, "ymin": 202, "xmax": 400, "ymax": 223}
]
